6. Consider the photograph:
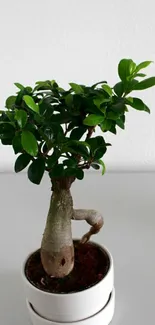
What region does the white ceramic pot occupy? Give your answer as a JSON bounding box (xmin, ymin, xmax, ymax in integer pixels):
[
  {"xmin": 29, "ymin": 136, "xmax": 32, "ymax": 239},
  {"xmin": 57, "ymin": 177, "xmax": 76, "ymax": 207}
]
[
  {"xmin": 26, "ymin": 288, "xmax": 115, "ymax": 325},
  {"xmin": 22, "ymin": 242, "xmax": 114, "ymax": 323}
]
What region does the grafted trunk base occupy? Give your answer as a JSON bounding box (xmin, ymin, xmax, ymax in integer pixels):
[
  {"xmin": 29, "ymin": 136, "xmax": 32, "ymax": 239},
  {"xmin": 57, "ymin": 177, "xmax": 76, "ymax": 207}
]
[
  {"xmin": 41, "ymin": 245, "xmax": 74, "ymax": 278},
  {"xmin": 41, "ymin": 185, "xmax": 74, "ymax": 278}
]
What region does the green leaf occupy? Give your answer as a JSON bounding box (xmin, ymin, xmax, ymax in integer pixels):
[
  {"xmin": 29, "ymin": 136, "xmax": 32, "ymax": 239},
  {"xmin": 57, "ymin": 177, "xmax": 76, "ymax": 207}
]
[
  {"xmin": 34, "ymin": 80, "xmax": 51, "ymax": 90},
  {"xmin": 76, "ymin": 168, "xmax": 84, "ymax": 180},
  {"xmin": 34, "ymin": 80, "xmax": 52, "ymax": 91},
  {"xmin": 118, "ymin": 59, "xmax": 136, "ymax": 81},
  {"xmin": 87, "ymin": 136, "xmax": 106, "ymax": 160},
  {"xmin": 14, "ymin": 153, "xmax": 31, "ymax": 172},
  {"xmin": 126, "ymin": 97, "xmax": 150, "ymax": 113},
  {"xmin": 65, "ymin": 94, "xmax": 73, "ymax": 107},
  {"xmin": 47, "ymin": 149, "xmax": 61, "ymax": 168},
  {"xmin": 71, "ymin": 145, "xmax": 89, "ymax": 159},
  {"xmin": 6, "ymin": 111, "xmax": 15, "ymax": 122},
  {"xmin": 93, "ymin": 97, "xmax": 110, "ymax": 109},
  {"xmin": 63, "ymin": 158, "xmax": 77, "ymax": 168},
  {"xmin": 14, "ymin": 83, "xmax": 24, "ymax": 90},
  {"xmin": 15, "ymin": 89, "xmax": 25, "ymax": 105},
  {"xmin": 94, "ymin": 146, "xmax": 107, "ymax": 160},
  {"xmin": 50, "ymin": 79, "xmax": 58, "ymax": 88},
  {"xmin": 43, "ymin": 127, "xmax": 54, "ymax": 141},
  {"xmin": 12, "ymin": 134, "xmax": 22, "ymax": 154},
  {"xmin": 26, "ymin": 86, "xmax": 33, "ymax": 93},
  {"xmin": 111, "ymin": 99, "xmax": 126, "ymax": 113},
  {"xmin": 51, "ymin": 124, "xmax": 65, "ymax": 143},
  {"xmin": 83, "ymin": 114, "xmax": 104, "ymax": 126},
  {"xmin": 64, "ymin": 141, "xmax": 89, "ymax": 159},
  {"xmin": 33, "ymin": 113, "xmax": 43, "ymax": 124},
  {"xmin": 64, "ymin": 167, "xmax": 77, "ymax": 177},
  {"xmin": 135, "ymin": 73, "xmax": 146, "ymax": 78},
  {"xmin": 5, "ymin": 96, "xmax": 16, "ymax": 109},
  {"xmin": 106, "ymin": 111, "xmax": 119, "ymax": 120},
  {"xmin": 132, "ymin": 77, "xmax": 155, "ymax": 90},
  {"xmin": 87, "ymin": 136, "xmax": 105, "ymax": 152},
  {"xmin": 67, "ymin": 121, "xmax": 79, "ymax": 132},
  {"xmin": 102, "ymin": 84, "xmax": 113, "ymax": 96},
  {"xmin": 21, "ymin": 130, "xmax": 38, "ymax": 156},
  {"xmin": 69, "ymin": 83, "xmax": 84, "ymax": 94},
  {"xmin": 69, "ymin": 94, "xmax": 82, "ymax": 116},
  {"xmin": 97, "ymin": 159, "xmax": 106, "ymax": 175},
  {"xmin": 110, "ymin": 124, "xmax": 117, "ymax": 134},
  {"xmin": 15, "ymin": 110, "xmax": 27, "ymax": 128},
  {"xmin": 23, "ymin": 95, "xmax": 40, "ymax": 114},
  {"xmin": 100, "ymin": 120, "xmax": 112, "ymax": 132},
  {"xmin": 91, "ymin": 163, "xmax": 100, "ymax": 170},
  {"xmin": 0, "ymin": 123, "xmax": 15, "ymax": 139},
  {"xmin": 70, "ymin": 126, "xmax": 86, "ymax": 140},
  {"xmin": 116, "ymin": 118, "xmax": 125, "ymax": 129},
  {"xmin": 124, "ymin": 79, "xmax": 139, "ymax": 94},
  {"xmin": 1, "ymin": 138, "xmax": 12, "ymax": 145},
  {"xmin": 39, "ymin": 98, "xmax": 54, "ymax": 116},
  {"xmin": 135, "ymin": 61, "xmax": 152, "ymax": 73},
  {"xmin": 51, "ymin": 112, "xmax": 72, "ymax": 124},
  {"xmin": 91, "ymin": 81, "xmax": 107, "ymax": 89},
  {"xmin": 28, "ymin": 158, "xmax": 45, "ymax": 184},
  {"xmin": 114, "ymin": 82, "xmax": 124, "ymax": 97},
  {"xmin": 49, "ymin": 164, "xmax": 64, "ymax": 178}
]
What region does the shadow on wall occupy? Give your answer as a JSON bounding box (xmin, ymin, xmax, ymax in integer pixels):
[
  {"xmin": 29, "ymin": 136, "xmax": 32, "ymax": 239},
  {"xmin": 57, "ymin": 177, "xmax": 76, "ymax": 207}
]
[{"xmin": 0, "ymin": 271, "xmax": 30, "ymax": 325}]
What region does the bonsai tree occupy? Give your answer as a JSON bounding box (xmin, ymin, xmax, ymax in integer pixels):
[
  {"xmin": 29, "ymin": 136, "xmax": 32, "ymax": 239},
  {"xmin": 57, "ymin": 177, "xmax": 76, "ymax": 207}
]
[{"xmin": 1, "ymin": 59, "xmax": 155, "ymax": 278}]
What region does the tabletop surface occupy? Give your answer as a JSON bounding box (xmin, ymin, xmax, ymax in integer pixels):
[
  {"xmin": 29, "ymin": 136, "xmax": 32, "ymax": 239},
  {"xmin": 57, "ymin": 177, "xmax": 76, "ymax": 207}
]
[{"xmin": 0, "ymin": 172, "xmax": 155, "ymax": 325}]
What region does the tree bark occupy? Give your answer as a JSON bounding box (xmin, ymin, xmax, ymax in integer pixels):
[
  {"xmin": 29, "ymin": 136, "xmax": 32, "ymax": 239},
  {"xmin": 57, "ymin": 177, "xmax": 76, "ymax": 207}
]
[
  {"xmin": 41, "ymin": 188, "xmax": 74, "ymax": 278},
  {"xmin": 41, "ymin": 179, "xmax": 104, "ymax": 278},
  {"xmin": 73, "ymin": 209, "xmax": 104, "ymax": 243}
]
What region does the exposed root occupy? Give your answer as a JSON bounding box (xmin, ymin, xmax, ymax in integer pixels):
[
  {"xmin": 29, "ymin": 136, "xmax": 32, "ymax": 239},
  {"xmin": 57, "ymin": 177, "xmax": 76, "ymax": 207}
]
[
  {"xmin": 41, "ymin": 277, "xmax": 45, "ymax": 286},
  {"xmin": 72, "ymin": 209, "xmax": 104, "ymax": 244}
]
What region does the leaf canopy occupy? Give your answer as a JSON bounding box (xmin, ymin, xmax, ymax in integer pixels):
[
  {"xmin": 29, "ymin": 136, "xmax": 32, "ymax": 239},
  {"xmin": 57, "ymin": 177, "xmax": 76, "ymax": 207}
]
[{"xmin": 1, "ymin": 58, "xmax": 154, "ymax": 184}]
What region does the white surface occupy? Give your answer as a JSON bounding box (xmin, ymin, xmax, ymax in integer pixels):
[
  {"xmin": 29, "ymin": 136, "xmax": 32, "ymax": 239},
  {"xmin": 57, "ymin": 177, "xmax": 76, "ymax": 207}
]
[
  {"xmin": 22, "ymin": 245, "xmax": 113, "ymax": 322},
  {"xmin": 0, "ymin": 172, "xmax": 155, "ymax": 325},
  {"xmin": 26, "ymin": 289, "xmax": 115, "ymax": 325},
  {"xmin": 1, "ymin": 0, "xmax": 155, "ymax": 172}
]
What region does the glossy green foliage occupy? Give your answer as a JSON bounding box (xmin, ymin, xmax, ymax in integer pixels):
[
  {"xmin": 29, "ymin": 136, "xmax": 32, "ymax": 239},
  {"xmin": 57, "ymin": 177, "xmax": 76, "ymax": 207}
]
[{"xmin": 1, "ymin": 59, "xmax": 154, "ymax": 184}]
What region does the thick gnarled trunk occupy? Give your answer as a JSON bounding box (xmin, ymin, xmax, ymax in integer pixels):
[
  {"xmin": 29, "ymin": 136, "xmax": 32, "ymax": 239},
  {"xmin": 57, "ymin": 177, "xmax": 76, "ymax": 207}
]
[
  {"xmin": 41, "ymin": 178, "xmax": 104, "ymax": 278},
  {"xmin": 41, "ymin": 188, "xmax": 74, "ymax": 278}
]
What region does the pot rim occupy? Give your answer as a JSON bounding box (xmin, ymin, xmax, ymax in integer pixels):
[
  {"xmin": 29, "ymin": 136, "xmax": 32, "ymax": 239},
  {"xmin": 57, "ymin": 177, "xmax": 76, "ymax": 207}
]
[
  {"xmin": 22, "ymin": 240, "xmax": 113, "ymax": 297},
  {"xmin": 26, "ymin": 288, "xmax": 115, "ymax": 324}
]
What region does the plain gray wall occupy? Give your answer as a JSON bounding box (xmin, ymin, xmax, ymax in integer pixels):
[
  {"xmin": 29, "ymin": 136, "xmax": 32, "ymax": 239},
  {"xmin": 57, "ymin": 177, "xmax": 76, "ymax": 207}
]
[{"xmin": 0, "ymin": 0, "xmax": 155, "ymax": 171}]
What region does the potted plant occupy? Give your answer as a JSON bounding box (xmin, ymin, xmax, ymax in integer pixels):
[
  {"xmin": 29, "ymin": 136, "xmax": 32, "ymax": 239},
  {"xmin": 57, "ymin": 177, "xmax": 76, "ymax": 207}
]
[{"xmin": 1, "ymin": 59, "xmax": 155, "ymax": 325}]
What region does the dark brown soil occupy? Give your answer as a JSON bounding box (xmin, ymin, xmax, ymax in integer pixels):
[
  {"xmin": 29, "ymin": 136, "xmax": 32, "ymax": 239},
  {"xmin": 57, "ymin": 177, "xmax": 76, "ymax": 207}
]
[{"xmin": 25, "ymin": 241, "xmax": 110, "ymax": 294}]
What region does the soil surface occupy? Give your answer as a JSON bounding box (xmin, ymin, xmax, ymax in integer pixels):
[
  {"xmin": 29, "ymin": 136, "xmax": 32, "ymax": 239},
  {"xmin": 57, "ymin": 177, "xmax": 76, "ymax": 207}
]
[{"xmin": 25, "ymin": 241, "xmax": 110, "ymax": 294}]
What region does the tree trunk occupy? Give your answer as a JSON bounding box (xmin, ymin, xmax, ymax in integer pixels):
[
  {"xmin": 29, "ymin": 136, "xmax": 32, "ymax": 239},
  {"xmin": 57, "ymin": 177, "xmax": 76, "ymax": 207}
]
[
  {"xmin": 41, "ymin": 182, "xmax": 74, "ymax": 278},
  {"xmin": 40, "ymin": 178, "xmax": 104, "ymax": 278}
]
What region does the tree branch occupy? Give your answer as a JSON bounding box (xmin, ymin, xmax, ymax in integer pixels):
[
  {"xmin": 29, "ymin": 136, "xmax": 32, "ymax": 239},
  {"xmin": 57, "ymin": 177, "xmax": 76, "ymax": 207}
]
[
  {"xmin": 78, "ymin": 163, "xmax": 90, "ymax": 169},
  {"xmin": 72, "ymin": 209, "xmax": 104, "ymax": 243},
  {"xmin": 85, "ymin": 126, "xmax": 95, "ymax": 141}
]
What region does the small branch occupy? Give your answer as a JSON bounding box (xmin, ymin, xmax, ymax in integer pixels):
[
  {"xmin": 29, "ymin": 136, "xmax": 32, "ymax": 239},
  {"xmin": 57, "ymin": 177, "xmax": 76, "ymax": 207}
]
[
  {"xmin": 78, "ymin": 156, "xmax": 94, "ymax": 169},
  {"xmin": 72, "ymin": 127, "xmax": 95, "ymax": 165},
  {"xmin": 85, "ymin": 127, "xmax": 95, "ymax": 141},
  {"xmin": 78, "ymin": 163, "xmax": 91, "ymax": 170},
  {"xmin": 72, "ymin": 209, "xmax": 104, "ymax": 244}
]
